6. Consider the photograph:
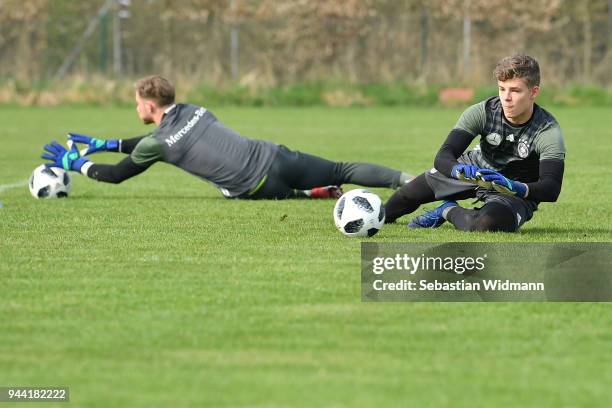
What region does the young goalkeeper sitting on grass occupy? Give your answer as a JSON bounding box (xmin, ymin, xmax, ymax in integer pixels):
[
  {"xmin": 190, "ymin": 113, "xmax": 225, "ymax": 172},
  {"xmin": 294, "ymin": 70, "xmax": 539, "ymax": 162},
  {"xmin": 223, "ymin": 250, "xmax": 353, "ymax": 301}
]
[
  {"xmin": 384, "ymin": 55, "xmax": 566, "ymax": 232},
  {"xmin": 41, "ymin": 75, "xmax": 411, "ymax": 199}
]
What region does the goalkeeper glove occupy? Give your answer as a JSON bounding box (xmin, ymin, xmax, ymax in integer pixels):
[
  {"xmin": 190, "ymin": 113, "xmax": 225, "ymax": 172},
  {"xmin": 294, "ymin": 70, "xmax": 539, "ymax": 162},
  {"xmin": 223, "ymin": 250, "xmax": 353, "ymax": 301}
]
[
  {"xmin": 68, "ymin": 133, "xmax": 120, "ymax": 156},
  {"xmin": 41, "ymin": 141, "xmax": 89, "ymax": 172},
  {"xmin": 476, "ymin": 169, "xmax": 528, "ymax": 198},
  {"xmin": 451, "ymin": 164, "xmax": 480, "ymax": 181}
]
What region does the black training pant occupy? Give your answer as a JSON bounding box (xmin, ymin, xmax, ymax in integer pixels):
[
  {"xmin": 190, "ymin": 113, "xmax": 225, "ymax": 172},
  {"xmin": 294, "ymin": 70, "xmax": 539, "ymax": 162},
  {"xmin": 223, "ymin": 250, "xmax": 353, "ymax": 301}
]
[
  {"xmin": 385, "ymin": 171, "xmax": 529, "ymax": 232},
  {"xmin": 385, "ymin": 172, "xmax": 475, "ymax": 222},
  {"xmin": 244, "ymin": 145, "xmax": 401, "ymax": 199}
]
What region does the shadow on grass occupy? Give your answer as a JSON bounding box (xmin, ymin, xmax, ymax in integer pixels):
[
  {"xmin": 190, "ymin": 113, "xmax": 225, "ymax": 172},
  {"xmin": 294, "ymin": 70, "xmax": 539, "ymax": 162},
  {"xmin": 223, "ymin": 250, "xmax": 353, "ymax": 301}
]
[
  {"xmin": 520, "ymin": 226, "xmax": 612, "ymax": 235},
  {"xmin": 72, "ymin": 194, "xmax": 225, "ymax": 201},
  {"xmin": 72, "ymin": 194, "xmax": 339, "ymax": 202},
  {"xmin": 385, "ymin": 223, "xmax": 611, "ymax": 237}
]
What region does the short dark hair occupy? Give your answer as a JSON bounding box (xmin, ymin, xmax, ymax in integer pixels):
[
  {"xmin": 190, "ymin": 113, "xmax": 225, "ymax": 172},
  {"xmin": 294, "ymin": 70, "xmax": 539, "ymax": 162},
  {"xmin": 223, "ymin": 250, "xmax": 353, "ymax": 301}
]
[
  {"xmin": 494, "ymin": 55, "xmax": 540, "ymax": 88},
  {"xmin": 135, "ymin": 75, "xmax": 175, "ymax": 106}
]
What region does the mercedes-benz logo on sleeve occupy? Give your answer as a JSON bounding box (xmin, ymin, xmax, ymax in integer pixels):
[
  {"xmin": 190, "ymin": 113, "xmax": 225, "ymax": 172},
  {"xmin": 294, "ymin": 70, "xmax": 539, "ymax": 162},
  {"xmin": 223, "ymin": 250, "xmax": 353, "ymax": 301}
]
[{"xmin": 485, "ymin": 132, "xmax": 503, "ymax": 146}]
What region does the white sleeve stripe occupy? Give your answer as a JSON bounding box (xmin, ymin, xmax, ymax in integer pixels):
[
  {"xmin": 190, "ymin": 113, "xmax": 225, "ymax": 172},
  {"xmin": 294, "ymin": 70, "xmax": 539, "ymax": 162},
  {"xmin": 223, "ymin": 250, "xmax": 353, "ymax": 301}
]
[{"xmin": 80, "ymin": 161, "xmax": 94, "ymax": 176}]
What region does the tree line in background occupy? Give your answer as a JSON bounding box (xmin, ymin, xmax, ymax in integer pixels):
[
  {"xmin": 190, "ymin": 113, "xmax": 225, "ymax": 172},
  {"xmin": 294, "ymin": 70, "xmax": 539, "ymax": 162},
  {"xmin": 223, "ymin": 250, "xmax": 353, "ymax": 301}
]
[{"xmin": 0, "ymin": 0, "xmax": 610, "ymax": 97}]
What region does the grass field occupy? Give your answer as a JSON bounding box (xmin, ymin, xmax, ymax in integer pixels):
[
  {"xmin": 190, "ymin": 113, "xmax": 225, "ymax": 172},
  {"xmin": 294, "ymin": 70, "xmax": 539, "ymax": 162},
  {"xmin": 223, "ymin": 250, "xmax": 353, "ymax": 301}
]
[{"xmin": 1, "ymin": 106, "xmax": 611, "ymax": 407}]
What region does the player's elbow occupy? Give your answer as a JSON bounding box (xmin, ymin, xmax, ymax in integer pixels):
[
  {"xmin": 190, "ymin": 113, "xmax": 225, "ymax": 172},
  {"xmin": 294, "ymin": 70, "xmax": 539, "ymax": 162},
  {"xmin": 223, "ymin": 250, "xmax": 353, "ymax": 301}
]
[
  {"xmin": 531, "ymin": 159, "xmax": 564, "ymax": 203},
  {"xmin": 543, "ymin": 179, "xmax": 563, "ymax": 202},
  {"xmin": 433, "ymin": 155, "xmax": 444, "ymax": 172},
  {"xmin": 433, "ymin": 151, "xmax": 455, "ymax": 178},
  {"xmin": 109, "ymin": 171, "xmax": 136, "ymax": 184},
  {"xmin": 90, "ymin": 169, "xmax": 130, "ymax": 184},
  {"xmin": 548, "ymin": 188, "xmax": 562, "ymax": 202},
  {"xmin": 541, "ymin": 191, "xmax": 560, "ymax": 203},
  {"xmin": 93, "ymin": 176, "xmax": 125, "ymax": 184}
]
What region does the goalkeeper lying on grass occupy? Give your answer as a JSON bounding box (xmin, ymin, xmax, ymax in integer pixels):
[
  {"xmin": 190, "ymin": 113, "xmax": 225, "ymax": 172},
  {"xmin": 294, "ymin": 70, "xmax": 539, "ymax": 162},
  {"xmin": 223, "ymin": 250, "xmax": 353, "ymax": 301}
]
[
  {"xmin": 384, "ymin": 54, "xmax": 566, "ymax": 232},
  {"xmin": 41, "ymin": 75, "xmax": 411, "ymax": 200}
]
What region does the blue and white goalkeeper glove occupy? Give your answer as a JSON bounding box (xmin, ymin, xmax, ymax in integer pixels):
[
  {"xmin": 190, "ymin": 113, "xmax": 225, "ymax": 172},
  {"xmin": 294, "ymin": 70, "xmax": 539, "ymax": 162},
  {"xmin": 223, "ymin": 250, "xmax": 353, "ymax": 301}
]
[
  {"xmin": 42, "ymin": 141, "xmax": 89, "ymax": 172},
  {"xmin": 68, "ymin": 133, "xmax": 120, "ymax": 156},
  {"xmin": 452, "ymin": 164, "xmax": 494, "ymax": 188},
  {"xmin": 476, "ymin": 169, "xmax": 528, "ymax": 198},
  {"xmin": 451, "ymin": 164, "xmax": 480, "ymax": 181}
]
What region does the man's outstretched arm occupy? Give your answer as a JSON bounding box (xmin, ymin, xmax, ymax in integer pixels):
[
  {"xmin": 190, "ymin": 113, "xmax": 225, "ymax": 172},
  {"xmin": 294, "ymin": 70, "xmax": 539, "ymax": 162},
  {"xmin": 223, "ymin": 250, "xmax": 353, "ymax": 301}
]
[
  {"xmin": 82, "ymin": 135, "xmax": 162, "ymax": 183},
  {"xmin": 44, "ymin": 136, "xmax": 159, "ymax": 184},
  {"xmin": 81, "ymin": 156, "xmax": 151, "ymax": 184}
]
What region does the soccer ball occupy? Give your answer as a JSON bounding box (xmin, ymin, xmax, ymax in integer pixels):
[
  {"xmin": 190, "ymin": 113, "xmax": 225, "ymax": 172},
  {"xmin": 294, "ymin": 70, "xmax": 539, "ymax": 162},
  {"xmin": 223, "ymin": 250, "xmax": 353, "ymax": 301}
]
[
  {"xmin": 333, "ymin": 189, "xmax": 385, "ymax": 237},
  {"xmin": 28, "ymin": 164, "xmax": 72, "ymax": 199}
]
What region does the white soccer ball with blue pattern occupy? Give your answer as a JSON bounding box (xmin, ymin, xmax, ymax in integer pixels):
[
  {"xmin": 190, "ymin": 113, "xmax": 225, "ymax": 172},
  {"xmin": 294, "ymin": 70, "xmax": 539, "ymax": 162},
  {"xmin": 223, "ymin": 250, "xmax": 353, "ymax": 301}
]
[
  {"xmin": 333, "ymin": 189, "xmax": 385, "ymax": 237},
  {"xmin": 28, "ymin": 164, "xmax": 72, "ymax": 199}
]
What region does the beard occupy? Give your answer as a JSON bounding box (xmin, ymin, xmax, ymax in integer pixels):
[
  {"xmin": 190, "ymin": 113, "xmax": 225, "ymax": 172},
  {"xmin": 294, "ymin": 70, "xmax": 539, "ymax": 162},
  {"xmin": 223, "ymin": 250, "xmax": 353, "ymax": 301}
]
[{"xmin": 142, "ymin": 116, "xmax": 154, "ymax": 125}]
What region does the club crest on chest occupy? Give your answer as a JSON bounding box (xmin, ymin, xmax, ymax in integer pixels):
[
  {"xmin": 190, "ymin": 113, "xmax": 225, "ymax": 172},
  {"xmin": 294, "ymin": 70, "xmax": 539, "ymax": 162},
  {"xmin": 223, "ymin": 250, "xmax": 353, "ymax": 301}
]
[{"xmin": 518, "ymin": 140, "xmax": 530, "ymax": 158}]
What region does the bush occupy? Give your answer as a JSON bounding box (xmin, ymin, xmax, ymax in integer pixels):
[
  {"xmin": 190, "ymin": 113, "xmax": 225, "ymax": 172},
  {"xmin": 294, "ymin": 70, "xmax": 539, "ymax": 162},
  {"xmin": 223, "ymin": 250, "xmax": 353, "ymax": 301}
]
[{"xmin": 0, "ymin": 77, "xmax": 610, "ymax": 107}]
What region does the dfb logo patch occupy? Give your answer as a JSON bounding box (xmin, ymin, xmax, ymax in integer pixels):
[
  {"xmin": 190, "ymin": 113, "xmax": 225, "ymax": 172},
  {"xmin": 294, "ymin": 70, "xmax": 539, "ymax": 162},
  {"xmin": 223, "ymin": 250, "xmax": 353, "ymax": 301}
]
[{"xmin": 518, "ymin": 141, "xmax": 530, "ymax": 158}]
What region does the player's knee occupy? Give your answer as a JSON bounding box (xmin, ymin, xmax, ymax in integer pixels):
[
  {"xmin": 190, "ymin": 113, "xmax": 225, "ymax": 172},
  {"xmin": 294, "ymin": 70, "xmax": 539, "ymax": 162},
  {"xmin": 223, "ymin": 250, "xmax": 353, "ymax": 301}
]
[
  {"xmin": 333, "ymin": 162, "xmax": 355, "ymax": 182},
  {"xmin": 471, "ymin": 205, "xmax": 518, "ymax": 232}
]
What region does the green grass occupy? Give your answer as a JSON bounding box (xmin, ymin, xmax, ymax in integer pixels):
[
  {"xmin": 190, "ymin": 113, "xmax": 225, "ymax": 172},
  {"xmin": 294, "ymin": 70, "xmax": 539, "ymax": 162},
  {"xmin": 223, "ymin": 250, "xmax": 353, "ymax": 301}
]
[{"xmin": 1, "ymin": 106, "xmax": 611, "ymax": 407}]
